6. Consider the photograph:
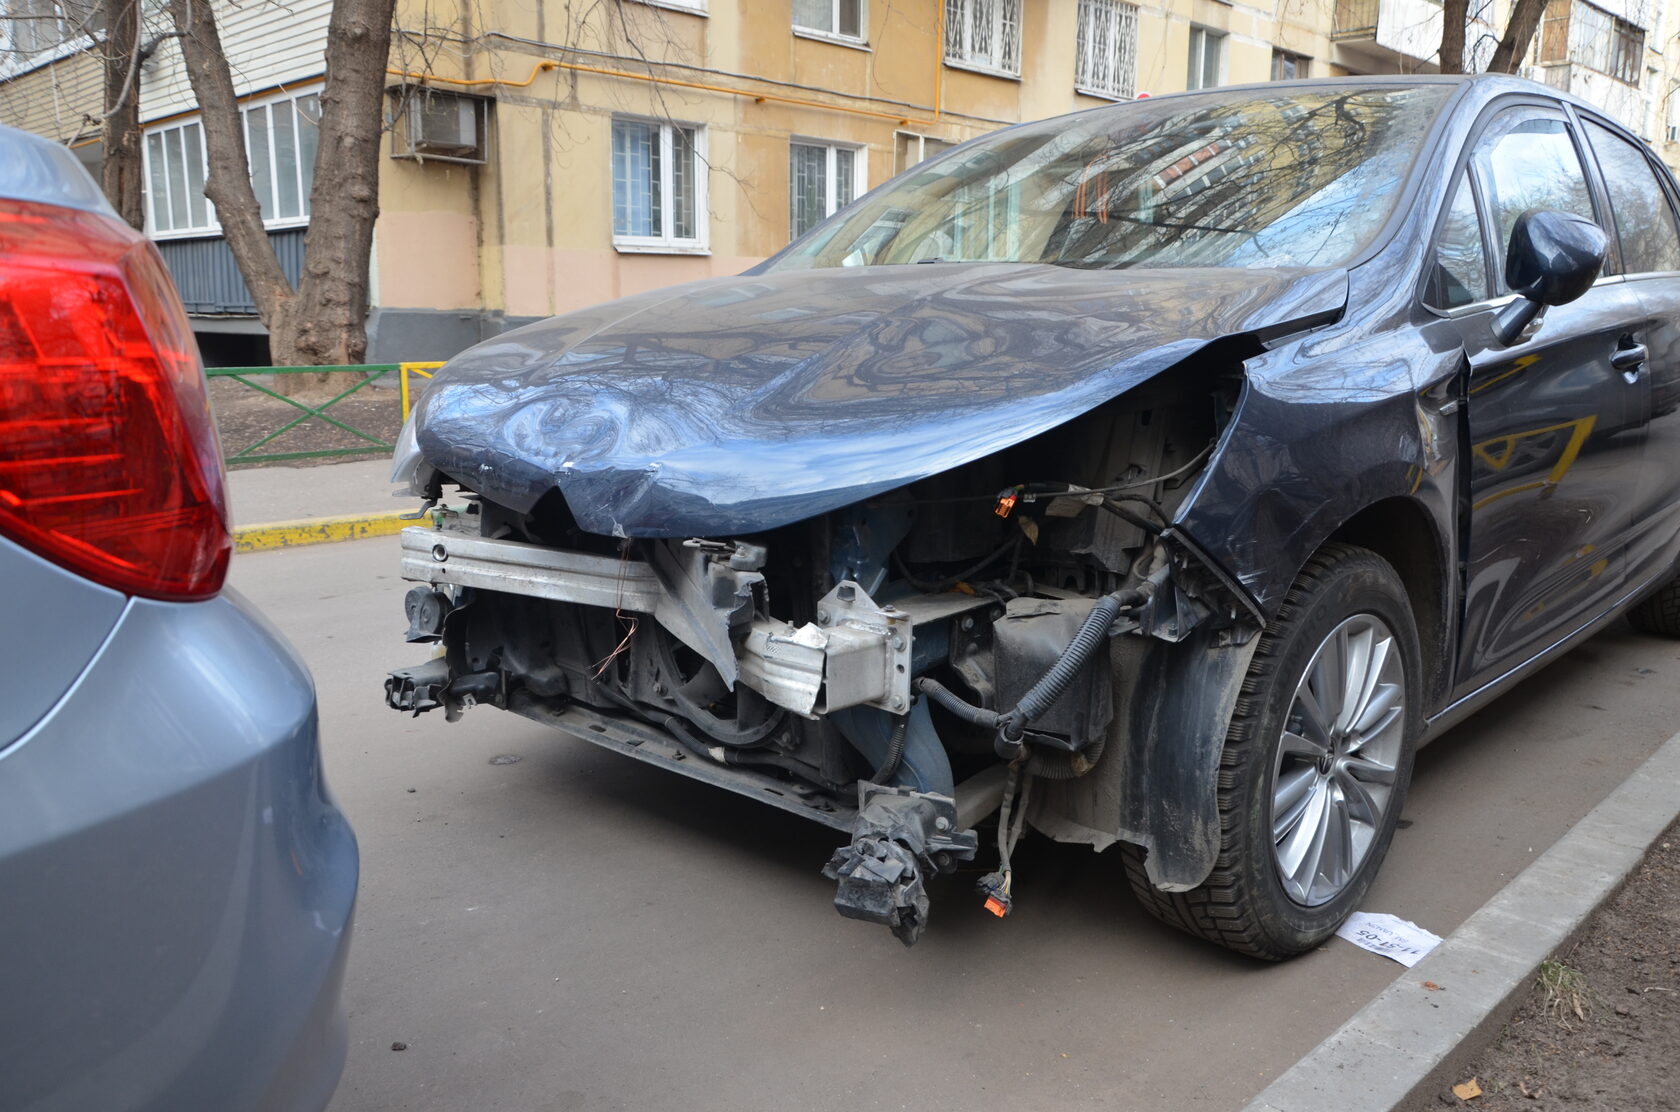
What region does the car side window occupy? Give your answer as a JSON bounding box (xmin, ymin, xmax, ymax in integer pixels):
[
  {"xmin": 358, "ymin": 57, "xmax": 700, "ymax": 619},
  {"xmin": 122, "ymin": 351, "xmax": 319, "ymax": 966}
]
[
  {"xmin": 1425, "ymin": 173, "xmax": 1490, "ymax": 309},
  {"xmin": 1583, "ymin": 121, "xmax": 1680, "ymax": 275},
  {"xmin": 1470, "ymin": 111, "xmax": 1598, "ymax": 290}
]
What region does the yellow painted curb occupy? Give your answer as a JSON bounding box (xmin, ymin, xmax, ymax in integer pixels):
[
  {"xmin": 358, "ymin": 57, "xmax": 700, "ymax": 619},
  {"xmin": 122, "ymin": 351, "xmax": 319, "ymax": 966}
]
[{"xmin": 235, "ymin": 511, "xmax": 413, "ymax": 553}]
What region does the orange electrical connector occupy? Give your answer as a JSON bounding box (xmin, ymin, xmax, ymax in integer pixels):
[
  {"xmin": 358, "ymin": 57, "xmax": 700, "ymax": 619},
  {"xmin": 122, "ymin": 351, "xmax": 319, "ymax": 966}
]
[
  {"xmin": 984, "ymin": 896, "xmax": 1009, "ymax": 917},
  {"xmin": 994, "ymin": 490, "xmax": 1018, "ymax": 518}
]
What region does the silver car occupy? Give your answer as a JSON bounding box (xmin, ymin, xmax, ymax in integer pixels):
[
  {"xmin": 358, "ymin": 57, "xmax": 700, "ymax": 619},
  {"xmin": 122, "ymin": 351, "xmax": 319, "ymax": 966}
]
[{"xmin": 0, "ymin": 124, "xmax": 358, "ymax": 1111}]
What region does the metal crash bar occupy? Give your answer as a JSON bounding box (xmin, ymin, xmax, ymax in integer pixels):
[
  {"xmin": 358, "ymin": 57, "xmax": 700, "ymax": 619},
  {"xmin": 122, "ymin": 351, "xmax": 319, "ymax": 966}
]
[{"xmin": 398, "ymin": 526, "xmax": 988, "ymax": 717}]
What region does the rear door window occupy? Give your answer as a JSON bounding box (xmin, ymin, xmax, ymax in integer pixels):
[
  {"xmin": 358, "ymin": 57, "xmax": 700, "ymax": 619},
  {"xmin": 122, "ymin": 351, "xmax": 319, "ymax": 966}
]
[
  {"xmin": 1470, "ymin": 111, "xmax": 1598, "ymax": 289},
  {"xmin": 1583, "ymin": 121, "xmax": 1680, "ymax": 275}
]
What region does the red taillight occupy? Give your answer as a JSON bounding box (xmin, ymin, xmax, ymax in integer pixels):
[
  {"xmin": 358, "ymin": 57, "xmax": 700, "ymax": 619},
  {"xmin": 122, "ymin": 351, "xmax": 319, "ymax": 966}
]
[{"xmin": 0, "ymin": 198, "xmax": 230, "ymax": 600}]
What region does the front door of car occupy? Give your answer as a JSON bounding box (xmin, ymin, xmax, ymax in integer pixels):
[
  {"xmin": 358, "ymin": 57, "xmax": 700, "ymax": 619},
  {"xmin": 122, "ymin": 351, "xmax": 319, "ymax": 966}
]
[{"xmin": 1446, "ymin": 106, "xmax": 1649, "ymax": 692}]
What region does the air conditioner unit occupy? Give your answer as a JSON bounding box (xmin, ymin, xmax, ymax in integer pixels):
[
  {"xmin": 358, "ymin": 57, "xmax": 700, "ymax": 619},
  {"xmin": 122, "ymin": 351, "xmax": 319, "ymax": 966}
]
[{"xmin": 396, "ymin": 88, "xmax": 487, "ymax": 163}]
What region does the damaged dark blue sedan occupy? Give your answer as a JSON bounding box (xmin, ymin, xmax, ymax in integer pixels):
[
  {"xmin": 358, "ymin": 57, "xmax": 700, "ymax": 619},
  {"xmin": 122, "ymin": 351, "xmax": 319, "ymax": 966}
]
[{"xmin": 387, "ymin": 75, "xmax": 1680, "ymax": 957}]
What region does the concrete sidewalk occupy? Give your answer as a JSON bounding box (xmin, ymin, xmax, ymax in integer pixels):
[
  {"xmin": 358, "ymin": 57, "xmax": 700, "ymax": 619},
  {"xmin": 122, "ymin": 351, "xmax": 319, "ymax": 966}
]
[
  {"xmin": 228, "ymin": 458, "xmax": 400, "ymax": 527},
  {"xmin": 227, "ymin": 458, "xmax": 413, "ymax": 551},
  {"xmin": 1245, "ymin": 726, "xmax": 1680, "ymax": 1112}
]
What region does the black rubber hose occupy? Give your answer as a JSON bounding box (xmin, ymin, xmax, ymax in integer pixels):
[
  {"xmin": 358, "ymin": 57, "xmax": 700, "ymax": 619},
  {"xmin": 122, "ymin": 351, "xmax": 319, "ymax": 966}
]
[
  {"xmin": 868, "ymin": 716, "xmax": 909, "ymax": 784},
  {"xmin": 652, "ymin": 630, "xmax": 783, "ymax": 747},
  {"xmin": 914, "ymin": 676, "xmax": 1003, "ymax": 730},
  {"xmin": 893, "ymin": 533, "xmax": 1024, "ymax": 594},
  {"xmin": 587, "ymin": 682, "xmax": 813, "ymax": 779},
  {"xmin": 1003, "ymin": 591, "xmax": 1141, "ymax": 740},
  {"xmin": 656, "ymin": 713, "xmax": 818, "ymax": 780},
  {"xmin": 916, "ymin": 587, "xmax": 1146, "ymax": 742},
  {"xmin": 1098, "ymin": 498, "xmax": 1164, "ymax": 535},
  {"xmin": 915, "ymin": 588, "xmax": 1143, "ymax": 774},
  {"xmin": 1107, "ymin": 492, "xmax": 1170, "ymax": 524}
]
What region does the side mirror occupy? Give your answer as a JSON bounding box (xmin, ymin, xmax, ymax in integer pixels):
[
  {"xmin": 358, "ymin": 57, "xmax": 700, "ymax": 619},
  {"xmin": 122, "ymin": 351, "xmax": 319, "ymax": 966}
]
[{"xmin": 1493, "ymin": 209, "xmax": 1608, "ymax": 346}]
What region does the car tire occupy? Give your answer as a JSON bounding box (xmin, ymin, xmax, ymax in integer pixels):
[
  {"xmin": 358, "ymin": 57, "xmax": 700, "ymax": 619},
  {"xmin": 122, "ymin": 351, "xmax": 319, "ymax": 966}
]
[
  {"xmin": 1628, "ymin": 572, "xmax": 1680, "ymax": 638},
  {"xmin": 1122, "ymin": 543, "xmax": 1422, "ymax": 959}
]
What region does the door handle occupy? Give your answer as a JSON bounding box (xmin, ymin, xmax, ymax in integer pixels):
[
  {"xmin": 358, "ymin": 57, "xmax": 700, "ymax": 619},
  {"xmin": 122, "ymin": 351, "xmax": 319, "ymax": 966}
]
[{"xmin": 1612, "ymin": 341, "xmax": 1648, "ymax": 377}]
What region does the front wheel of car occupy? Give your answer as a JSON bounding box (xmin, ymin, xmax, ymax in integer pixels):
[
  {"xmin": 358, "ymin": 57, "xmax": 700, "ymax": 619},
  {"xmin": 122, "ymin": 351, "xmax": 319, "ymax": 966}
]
[{"xmin": 1123, "ymin": 543, "xmax": 1421, "ymax": 959}]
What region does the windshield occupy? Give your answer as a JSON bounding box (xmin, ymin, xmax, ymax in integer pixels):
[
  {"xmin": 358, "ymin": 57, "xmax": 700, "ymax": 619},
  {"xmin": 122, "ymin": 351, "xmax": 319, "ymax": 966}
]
[{"xmin": 769, "ymin": 85, "xmax": 1451, "ymax": 273}]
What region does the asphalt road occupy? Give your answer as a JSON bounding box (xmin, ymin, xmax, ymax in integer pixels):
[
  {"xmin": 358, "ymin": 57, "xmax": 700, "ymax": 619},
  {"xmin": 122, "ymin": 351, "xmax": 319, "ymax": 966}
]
[{"xmin": 231, "ymin": 536, "xmax": 1680, "ymax": 1112}]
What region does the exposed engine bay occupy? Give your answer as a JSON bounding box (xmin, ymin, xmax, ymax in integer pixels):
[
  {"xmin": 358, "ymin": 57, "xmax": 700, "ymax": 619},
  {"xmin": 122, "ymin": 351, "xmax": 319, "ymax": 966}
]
[{"xmin": 387, "ymin": 380, "xmax": 1263, "ymax": 944}]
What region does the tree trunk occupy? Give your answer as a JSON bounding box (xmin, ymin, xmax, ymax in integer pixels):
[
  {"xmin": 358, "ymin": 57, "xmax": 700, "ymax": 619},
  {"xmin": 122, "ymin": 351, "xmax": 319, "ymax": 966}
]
[
  {"xmin": 166, "ymin": 0, "xmax": 394, "ymax": 395},
  {"xmin": 1439, "ymin": 0, "xmax": 1469, "ymax": 73},
  {"xmin": 166, "ymin": 0, "xmax": 296, "ymax": 333},
  {"xmin": 280, "ymin": 0, "xmax": 398, "ymax": 389},
  {"xmin": 99, "ymin": 0, "xmax": 144, "ymax": 229},
  {"xmin": 1488, "ymin": 0, "xmax": 1548, "ymax": 73}
]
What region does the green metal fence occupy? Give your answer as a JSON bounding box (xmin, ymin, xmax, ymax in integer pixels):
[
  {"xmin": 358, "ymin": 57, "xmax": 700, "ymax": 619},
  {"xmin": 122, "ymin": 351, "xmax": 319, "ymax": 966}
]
[{"xmin": 205, "ymin": 362, "xmax": 443, "ymax": 465}]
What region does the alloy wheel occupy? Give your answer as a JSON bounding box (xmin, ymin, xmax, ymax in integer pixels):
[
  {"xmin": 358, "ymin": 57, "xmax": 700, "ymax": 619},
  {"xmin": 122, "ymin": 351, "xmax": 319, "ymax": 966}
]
[{"xmin": 1269, "ymin": 613, "xmax": 1406, "ymax": 907}]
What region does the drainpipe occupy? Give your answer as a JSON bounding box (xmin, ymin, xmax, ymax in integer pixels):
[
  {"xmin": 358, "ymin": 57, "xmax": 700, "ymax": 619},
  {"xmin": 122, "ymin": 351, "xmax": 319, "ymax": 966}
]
[{"xmin": 933, "ymin": 0, "xmax": 945, "ymax": 121}]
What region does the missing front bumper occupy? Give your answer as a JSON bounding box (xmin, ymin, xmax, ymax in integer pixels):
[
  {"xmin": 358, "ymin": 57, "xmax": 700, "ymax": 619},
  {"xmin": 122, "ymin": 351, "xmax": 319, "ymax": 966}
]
[{"xmin": 398, "ymin": 525, "xmax": 986, "ymax": 717}]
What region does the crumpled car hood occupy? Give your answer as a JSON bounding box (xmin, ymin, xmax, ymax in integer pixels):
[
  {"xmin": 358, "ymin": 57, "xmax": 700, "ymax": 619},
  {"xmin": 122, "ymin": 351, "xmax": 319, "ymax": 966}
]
[{"xmin": 412, "ymin": 262, "xmax": 1348, "ymax": 536}]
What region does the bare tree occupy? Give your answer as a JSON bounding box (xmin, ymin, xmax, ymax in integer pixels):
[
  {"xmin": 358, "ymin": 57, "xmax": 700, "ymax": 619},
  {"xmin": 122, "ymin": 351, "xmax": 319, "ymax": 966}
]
[
  {"xmin": 1439, "ymin": 0, "xmax": 1548, "ymax": 75},
  {"xmin": 1440, "ymin": 0, "xmax": 1468, "ymax": 73},
  {"xmin": 168, "ymin": 0, "xmax": 395, "ymax": 384},
  {"xmin": 100, "ymin": 0, "xmax": 143, "ymax": 228},
  {"xmin": 1486, "ymin": 0, "xmax": 1548, "ymax": 72},
  {"xmin": 0, "ymin": 0, "xmax": 143, "ymax": 221}
]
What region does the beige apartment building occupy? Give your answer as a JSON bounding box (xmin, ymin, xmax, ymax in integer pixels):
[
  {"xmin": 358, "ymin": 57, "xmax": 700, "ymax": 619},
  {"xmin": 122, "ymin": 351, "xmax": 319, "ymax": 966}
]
[{"xmin": 2, "ymin": 0, "xmax": 1679, "ymax": 362}]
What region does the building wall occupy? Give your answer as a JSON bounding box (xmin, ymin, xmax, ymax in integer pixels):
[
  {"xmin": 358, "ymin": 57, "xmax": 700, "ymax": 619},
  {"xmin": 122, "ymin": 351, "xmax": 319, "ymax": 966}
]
[
  {"xmin": 0, "ymin": 48, "xmax": 102, "ymax": 143},
  {"xmin": 1660, "ymin": 0, "xmax": 1680, "ymax": 164},
  {"xmin": 138, "ymin": 0, "xmax": 332, "ymax": 121},
  {"xmin": 0, "ymin": 1, "xmax": 333, "ymax": 135},
  {"xmin": 370, "ymin": 0, "xmax": 1357, "ymax": 344},
  {"xmin": 8, "ymin": 0, "xmax": 1680, "ymax": 364}
]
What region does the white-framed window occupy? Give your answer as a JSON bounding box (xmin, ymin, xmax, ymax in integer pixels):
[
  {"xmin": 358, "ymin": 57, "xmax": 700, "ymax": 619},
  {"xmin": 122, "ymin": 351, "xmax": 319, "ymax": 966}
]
[
  {"xmin": 794, "ymin": 0, "xmax": 864, "ymax": 41},
  {"xmin": 141, "ymin": 88, "xmax": 321, "ymax": 239},
  {"xmin": 612, "ymin": 117, "xmax": 708, "ymax": 253},
  {"xmin": 1187, "ymin": 26, "xmax": 1225, "ymax": 90},
  {"xmin": 243, "ymin": 92, "xmax": 321, "ymax": 226},
  {"xmin": 144, "ymin": 120, "xmax": 215, "ymax": 236},
  {"xmin": 1075, "ymin": 0, "xmax": 1138, "ymax": 100},
  {"xmin": 944, "ymin": 0, "xmax": 1022, "ymax": 77},
  {"xmin": 789, "ymin": 140, "xmax": 865, "ymax": 240}
]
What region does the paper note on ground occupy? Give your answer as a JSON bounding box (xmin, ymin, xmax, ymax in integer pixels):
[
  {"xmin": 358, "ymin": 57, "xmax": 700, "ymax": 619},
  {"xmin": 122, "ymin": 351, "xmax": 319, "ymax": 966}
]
[{"xmin": 1336, "ymin": 912, "xmax": 1443, "ymax": 967}]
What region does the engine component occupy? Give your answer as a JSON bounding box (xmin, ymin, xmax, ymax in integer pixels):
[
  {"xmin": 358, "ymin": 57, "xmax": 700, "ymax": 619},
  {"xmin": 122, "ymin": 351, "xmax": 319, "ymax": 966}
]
[
  {"xmin": 384, "ymin": 660, "xmax": 503, "ymax": 721},
  {"xmin": 822, "ymin": 784, "xmax": 978, "ymax": 946},
  {"xmin": 914, "ymin": 675, "xmax": 1003, "ymax": 730},
  {"xmin": 385, "ymin": 658, "xmax": 450, "ymax": 715},
  {"xmin": 993, "ymin": 594, "xmax": 1129, "ymax": 750},
  {"xmin": 918, "ymin": 590, "xmax": 1142, "ymax": 763},
  {"xmin": 403, "ymin": 587, "xmax": 452, "ymax": 643},
  {"xmin": 829, "ymin": 700, "xmax": 956, "ymax": 795},
  {"xmin": 829, "ymin": 500, "xmax": 913, "ymax": 596},
  {"xmin": 398, "ymin": 527, "xmax": 767, "ymax": 687}
]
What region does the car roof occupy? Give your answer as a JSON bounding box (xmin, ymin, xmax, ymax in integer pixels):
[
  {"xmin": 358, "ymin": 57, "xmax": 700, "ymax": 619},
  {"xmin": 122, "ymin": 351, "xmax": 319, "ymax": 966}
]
[
  {"xmin": 0, "ymin": 123, "xmax": 114, "ymax": 216},
  {"xmin": 1140, "ymin": 73, "xmax": 1621, "ymax": 129}
]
